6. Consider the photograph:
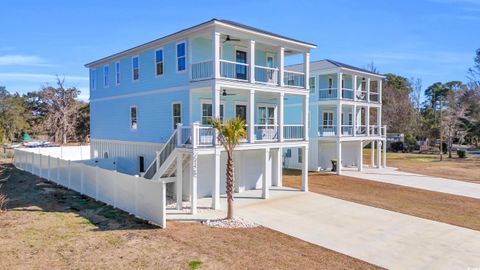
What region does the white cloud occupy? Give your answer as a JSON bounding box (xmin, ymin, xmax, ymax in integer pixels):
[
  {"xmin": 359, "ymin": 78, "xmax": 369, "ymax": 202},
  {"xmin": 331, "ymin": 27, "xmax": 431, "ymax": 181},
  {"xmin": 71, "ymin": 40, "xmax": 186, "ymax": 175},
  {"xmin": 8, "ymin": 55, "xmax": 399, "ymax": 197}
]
[{"xmin": 0, "ymin": 55, "xmax": 51, "ymax": 66}]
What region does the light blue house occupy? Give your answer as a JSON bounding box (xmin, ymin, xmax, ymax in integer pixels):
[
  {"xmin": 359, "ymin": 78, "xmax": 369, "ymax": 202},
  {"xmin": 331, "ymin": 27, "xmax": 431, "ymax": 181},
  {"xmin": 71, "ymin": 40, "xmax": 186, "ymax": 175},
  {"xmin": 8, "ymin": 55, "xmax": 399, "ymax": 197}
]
[
  {"xmin": 85, "ymin": 19, "xmax": 315, "ymax": 213},
  {"xmin": 283, "ymin": 60, "xmax": 387, "ymax": 174}
]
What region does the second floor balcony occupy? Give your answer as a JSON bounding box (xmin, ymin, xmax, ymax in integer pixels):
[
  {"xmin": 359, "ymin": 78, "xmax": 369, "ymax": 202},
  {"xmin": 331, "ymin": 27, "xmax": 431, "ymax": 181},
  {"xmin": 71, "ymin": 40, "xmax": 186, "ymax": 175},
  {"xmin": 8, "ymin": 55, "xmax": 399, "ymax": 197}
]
[
  {"xmin": 318, "ymin": 125, "xmax": 386, "ymax": 138},
  {"xmin": 316, "ymin": 72, "xmax": 382, "ymax": 103},
  {"xmin": 190, "ymin": 32, "xmax": 310, "ymax": 89}
]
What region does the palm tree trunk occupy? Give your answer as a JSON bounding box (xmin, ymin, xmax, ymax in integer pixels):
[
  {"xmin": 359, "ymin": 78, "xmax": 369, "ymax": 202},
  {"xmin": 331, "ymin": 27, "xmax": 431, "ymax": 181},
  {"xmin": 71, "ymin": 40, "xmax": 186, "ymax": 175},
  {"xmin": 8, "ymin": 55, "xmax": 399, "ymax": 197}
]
[{"xmin": 226, "ymin": 151, "xmax": 234, "ymax": 219}]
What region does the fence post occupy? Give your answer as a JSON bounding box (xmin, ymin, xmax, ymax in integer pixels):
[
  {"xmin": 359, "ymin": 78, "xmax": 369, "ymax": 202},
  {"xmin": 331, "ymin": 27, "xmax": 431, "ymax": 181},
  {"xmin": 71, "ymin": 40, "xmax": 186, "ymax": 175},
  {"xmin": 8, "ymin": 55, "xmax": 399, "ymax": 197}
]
[
  {"xmin": 80, "ymin": 146, "xmax": 83, "ymax": 160},
  {"xmin": 161, "ymin": 182, "xmax": 166, "ymax": 228},
  {"xmin": 68, "ymin": 160, "xmax": 72, "ymax": 189}
]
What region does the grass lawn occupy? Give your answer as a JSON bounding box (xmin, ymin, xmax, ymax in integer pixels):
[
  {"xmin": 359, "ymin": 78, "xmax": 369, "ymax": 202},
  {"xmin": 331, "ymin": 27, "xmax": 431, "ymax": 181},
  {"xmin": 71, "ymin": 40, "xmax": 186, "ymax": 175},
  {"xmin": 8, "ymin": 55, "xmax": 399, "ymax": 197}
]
[
  {"xmin": 364, "ymin": 150, "xmax": 480, "ymax": 184},
  {"xmin": 0, "ymin": 160, "xmax": 379, "ymax": 270},
  {"xmin": 283, "ymin": 170, "xmax": 480, "ymax": 232}
]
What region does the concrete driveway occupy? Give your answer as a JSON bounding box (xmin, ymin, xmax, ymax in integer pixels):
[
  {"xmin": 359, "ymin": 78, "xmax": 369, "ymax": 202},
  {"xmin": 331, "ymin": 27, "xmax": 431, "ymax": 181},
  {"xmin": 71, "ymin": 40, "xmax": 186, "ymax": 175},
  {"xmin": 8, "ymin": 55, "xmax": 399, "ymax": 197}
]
[
  {"xmin": 174, "ymin": 188, "xmax": 480, "ymax": 270},
  {"xmin": 342, "ymin": 167, "xmax": 480, "ymax": 199}
]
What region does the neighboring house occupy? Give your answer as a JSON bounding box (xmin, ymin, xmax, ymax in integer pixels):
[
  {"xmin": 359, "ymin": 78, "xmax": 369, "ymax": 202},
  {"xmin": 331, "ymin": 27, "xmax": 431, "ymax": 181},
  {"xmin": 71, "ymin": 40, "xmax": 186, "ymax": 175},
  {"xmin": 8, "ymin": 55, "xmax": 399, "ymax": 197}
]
[
  {"xmin": 283, "ymin": 60, "xmax": 387, "ymax": 174},
  {"xmin": 85, "ymin": 19, "xmax": 315, "ymax": 213}
]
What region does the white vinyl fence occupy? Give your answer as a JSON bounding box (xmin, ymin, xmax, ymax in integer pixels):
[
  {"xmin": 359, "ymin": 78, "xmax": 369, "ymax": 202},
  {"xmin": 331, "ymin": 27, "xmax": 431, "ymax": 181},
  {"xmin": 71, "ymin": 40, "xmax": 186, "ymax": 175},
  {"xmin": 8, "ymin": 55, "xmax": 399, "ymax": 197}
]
[{"xmin": 13, "ymin": 148, "xmax": 166, "ymax": 228}]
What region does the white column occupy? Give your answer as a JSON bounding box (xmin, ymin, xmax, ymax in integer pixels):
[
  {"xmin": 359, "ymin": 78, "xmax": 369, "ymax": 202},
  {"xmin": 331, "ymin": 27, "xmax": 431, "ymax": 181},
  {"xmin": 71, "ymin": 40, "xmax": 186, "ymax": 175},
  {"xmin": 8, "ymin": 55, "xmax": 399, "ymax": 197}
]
[
  {"xmin": 302, "ymin": 145, "xmax": 309, "ymax": 192},
  {"xmin": 248, "ymin": 89, "xmax": 255, "ymax": 143},
  {"xmin": 371, "ymin": 141, "xmax": 375, "ymax": 168},
  {"xmin": 279, "ymin": 92, "xmax": 284, "ymax": 142},
  {"xmin": 278, "ymin": 47, "xmax": 285, "ymax": 87},
  {"xmin": 192, "ymin": 122, "xmax": 199, "ymax": 149},
  {"xmin": 336, "ymin": 141, "xmax": 342, "ymax": 175},
  {"xmin": 212, "ymin": 31, "xmax": 220, "ymax": 79},
  {"xmin": 304, "ymin": 52, "xmax": 310, "ymax": 90},
  {"xmin": 176, "ymin": 153, "xmax": 183, "ymax": 210},
  {"xmin": 377, "ymin": 140, "xmax": 382, "ymax": 168},
  {"xmin": 367, "ymin": 78, "xmax": 371, "ymax": 102},
  {"xmin": 303, "ymin": 94, "xmax": 309, "ymax": 141},
  {"xmin": 366, "ymin": 106, "xmax": 370, "ymax": 136},
  {"xmin": 276, "ymin": 147, "xmax": 283, "ymax": 187},
  {"xmin": 262, "ymin": 148, "xmax": 271, "ymax": 199},
  {"xmin": 190, "ymin": 153, "xmax": 198, "ymax": 214},
  {"xmin": 337, "ymin": 103, "xmax": 342, "ymax": 137},
  {"xmin": 212, "ymin": 150, "xmax": 221, "ymax": 209},
  {"xmin": 248, "ymin": 40, "xmax": 255, "ymax": 83},
  {"xmin": 378, "ymin": 79, "xmax": 383, "ymax": 103},
  {"xmin": 383, "ymin": 140, "xmax": 387, "ymax": 168},
  {"xmin": 337, "ymin": 72, "xmax": 343, "ymax": 99},
  {"xmin": 353, "ymin": 105, "xmax": 357, "ymax": 136},
  {"xmin": 353, "ymin": 75, "xmax": 357, "ymax": 101},
  {"xmin": 358, "ymin": 141, "xmax": 363, "ymax": 172}
]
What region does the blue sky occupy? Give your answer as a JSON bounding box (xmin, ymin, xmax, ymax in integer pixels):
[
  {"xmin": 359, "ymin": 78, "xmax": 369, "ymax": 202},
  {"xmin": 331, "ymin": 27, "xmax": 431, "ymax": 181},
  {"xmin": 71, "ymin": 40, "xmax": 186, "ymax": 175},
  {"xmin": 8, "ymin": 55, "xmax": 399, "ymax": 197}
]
[{"xmin": 1, "ymin": 0, "xmax": 479, "ymax": 100}]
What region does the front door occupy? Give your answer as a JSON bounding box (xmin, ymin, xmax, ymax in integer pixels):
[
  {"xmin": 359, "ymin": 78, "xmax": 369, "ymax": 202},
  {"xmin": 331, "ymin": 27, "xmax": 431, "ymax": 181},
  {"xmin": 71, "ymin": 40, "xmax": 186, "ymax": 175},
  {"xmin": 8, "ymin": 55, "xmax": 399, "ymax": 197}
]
[
  {"xmin": 236, "ymin": 50, "xmax": 247, "ymax": 80},
  {"xmin": 235, "ymin": 104, "xmax": 247, "ymax": 121}
]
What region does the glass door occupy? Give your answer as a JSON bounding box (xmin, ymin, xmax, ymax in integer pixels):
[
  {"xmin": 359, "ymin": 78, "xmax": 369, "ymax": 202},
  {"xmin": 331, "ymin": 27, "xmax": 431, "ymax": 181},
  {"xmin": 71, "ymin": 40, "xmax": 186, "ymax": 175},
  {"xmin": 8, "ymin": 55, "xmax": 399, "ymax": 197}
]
[{"xmin": 236, "ymin": 50, "xmax": 247, "ymax": 80}]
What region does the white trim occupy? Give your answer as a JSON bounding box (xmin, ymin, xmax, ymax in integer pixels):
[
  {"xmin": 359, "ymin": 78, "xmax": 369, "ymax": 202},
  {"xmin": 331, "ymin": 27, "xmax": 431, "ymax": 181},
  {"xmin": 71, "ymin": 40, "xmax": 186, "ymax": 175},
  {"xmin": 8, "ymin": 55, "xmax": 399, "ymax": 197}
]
[
  {"xmin": 154, "ymin": 47, "xmax": 164, "ymax": 77},
  {"xmin": 176, "ymin": 41, "xmax": 187, "ymax": 73},
  {"xmin": 130, "ymin": 105, "xmax": 138, "ymax": 130},
  {"xmin": 103, "ymin": 64, "xmax": 110, "ymax": 88},
  {"xmin": 172, "ymin": 101, "xmax": 182, "ymax": 131},
  {"xmin": 115, "ymin": 61, "xmax": 120, "ymax": 86},
  {"xmin": 132, "ymin": 55, "xmax": 140, "ymax": 82}
]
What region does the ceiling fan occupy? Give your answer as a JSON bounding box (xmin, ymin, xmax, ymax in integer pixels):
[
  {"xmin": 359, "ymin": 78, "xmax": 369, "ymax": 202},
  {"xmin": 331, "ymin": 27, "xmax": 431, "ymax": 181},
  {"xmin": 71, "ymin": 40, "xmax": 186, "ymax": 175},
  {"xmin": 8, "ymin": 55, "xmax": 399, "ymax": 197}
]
[
  {"xmin": 223, "ymin": 35, "xmax": 241, "ymax": 43},
  {"xmin": 222, "ymin": 89, "xmax": 236, "ymax": 96}
]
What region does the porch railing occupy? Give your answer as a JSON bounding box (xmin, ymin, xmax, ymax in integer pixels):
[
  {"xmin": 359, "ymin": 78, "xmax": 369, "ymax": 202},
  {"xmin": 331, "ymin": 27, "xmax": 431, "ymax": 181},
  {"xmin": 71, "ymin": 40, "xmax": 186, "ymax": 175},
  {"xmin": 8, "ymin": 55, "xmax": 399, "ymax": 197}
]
[
  {"xmin": 370, "ymin": 92, "xmax": 380, "ymax": 102},
  {"xmin": 342, "ymin": 88, "xmax": 354, "ymax": 100},
  {"xmin": 220, "ymin": 59, "xmax": 248, "ymax": 81},
  {"xmin": 341, "ymin": 125, "xmax": 354, "ymax": 136},
  {"xmin": 283, "ymin": 125, "xmax": 304, "ymax": 140},
  {"xmin": 319, "ymin": 88, "xmax": 338, "ymax": 99},
  {"xmin": 284, "ymin": 70, "xmax": 305, "ymax": 88},
  {"xmin": 254, "ymin": 124, "xmax": 278, "ymax": 141},
  {"xmin": 369, "ymin": 125, "xmax": 380, "ymax": 136},
  {"xmin": 356, "ymin": 90, "xmax": 368, "ymax": 101},
  {"xmin": 381, "ymin": 125, "xmax": 387, "ymax": 137},
  {"xmin": 191, "ymin": 60, "xmax": 213, "ymax": 80},
  {"xmin": 355, "ymin": 125, "xmax": 367, "ymax": 136},
  {"xmin": 255, "ymin": 65, "xmax": 278, "ymax": 85},
  {"xmin": 318, "ymin": 125, "xmax": 337, "ymax": 136}
]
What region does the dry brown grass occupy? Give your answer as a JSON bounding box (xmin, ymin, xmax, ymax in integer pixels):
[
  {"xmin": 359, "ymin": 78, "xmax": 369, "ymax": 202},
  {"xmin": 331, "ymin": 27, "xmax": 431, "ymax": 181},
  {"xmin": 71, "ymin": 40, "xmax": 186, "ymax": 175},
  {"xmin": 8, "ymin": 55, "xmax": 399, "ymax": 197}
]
[
  {"xmin": 365, "ymin": 151, "xmax": 480, "ymax": 183},
  {"xmin": 0, "ymin": 160, "xmax": 379, "ymax": 270},
  {"xmin": 283, "ymin": 169, "xmax": 480, "ymax": 232}
]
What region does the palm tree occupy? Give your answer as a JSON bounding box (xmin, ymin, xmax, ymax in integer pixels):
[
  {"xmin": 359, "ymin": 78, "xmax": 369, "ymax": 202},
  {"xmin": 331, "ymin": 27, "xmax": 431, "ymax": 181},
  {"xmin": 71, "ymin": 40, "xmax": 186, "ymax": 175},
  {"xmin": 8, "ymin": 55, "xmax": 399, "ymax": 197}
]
[{"xmin": 211, "ymin": 117, "xmax": 247, "ymax": 219}]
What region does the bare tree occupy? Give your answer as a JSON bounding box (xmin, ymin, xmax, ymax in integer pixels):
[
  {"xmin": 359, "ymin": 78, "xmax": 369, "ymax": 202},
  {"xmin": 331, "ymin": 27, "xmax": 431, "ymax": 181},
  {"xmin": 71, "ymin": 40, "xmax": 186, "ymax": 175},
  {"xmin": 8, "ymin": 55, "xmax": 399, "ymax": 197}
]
[
  {"xmin": 39, "ymin": 76, "xmax": 80, "ymax": 144},
  {"xmin": 442, "ymin": 82, "xmax": 468, "ymax": 158}
]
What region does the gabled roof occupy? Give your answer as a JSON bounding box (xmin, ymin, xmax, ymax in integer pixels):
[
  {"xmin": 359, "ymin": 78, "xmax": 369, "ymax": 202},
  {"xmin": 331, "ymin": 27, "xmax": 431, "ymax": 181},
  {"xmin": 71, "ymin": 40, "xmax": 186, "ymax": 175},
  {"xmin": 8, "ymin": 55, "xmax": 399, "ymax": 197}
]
[
  {"xmin": 287, "ymin": 59, "xmax": 383, "ymax": 77},
  {"xmin": 85, "ymin": 18, "xmax": 316, "ymax": 68}
]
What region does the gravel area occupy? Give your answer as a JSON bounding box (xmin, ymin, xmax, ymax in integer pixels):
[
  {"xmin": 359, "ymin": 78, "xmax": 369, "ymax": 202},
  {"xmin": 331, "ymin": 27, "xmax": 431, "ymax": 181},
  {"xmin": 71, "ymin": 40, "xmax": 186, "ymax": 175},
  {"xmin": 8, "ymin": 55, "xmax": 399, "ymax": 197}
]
[
  {"xmin": 166, "ymin": 197, "xmax": 214, "ymax": 214},
  {"xmin": 203, "ymin": 217, "xmax": 259, "ymax": 228}
]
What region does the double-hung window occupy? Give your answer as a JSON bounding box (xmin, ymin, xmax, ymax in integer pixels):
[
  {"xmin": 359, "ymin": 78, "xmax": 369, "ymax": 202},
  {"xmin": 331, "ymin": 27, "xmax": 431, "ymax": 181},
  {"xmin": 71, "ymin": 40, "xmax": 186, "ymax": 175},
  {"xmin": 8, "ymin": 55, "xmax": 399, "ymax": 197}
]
[
  {"xmin": 103, "ymin": 65, "xmax": 109, "ymax": 87},
  {"xmin": 201, "ymin": 102, "xmax": 224, "ymax": 125},
  {"xmin": 130, "ymin": 106, "xmax": 138, "ymax": 130},
  {"xmin": 115, "ymin": 62, "xmax": 120, "ymax": 85},
  {"xmin": 155, "ymin": 49, "xmax": 164, "ymax": 76},
  {"xmin": 176, "ymin": 42, "xmax": 186, "ymax": 72},
  {"xmin": 91, "ymin": 69, "xmax": 96, "ymax": 90},
  {"xmin": 132, "ymin": 56, "xmax": 139, "ymax": 81},
  {"xmin": 173, "ymin": 103, "xmax": 181, "ymax": 130}
]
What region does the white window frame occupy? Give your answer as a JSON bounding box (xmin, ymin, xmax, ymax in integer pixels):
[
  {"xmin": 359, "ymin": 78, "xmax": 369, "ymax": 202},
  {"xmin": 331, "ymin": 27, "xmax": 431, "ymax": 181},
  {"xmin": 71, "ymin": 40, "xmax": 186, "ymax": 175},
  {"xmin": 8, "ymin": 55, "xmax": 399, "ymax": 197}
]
[
  {"xmin": 172, "ymin": 102, "xmax": 182, "ymax": 130},
  {"xmin": 323, "ymin": 111, "xmax": 334, "ymax": 127},
  {"xmin": 91, "ymin": 69, "xmax": 96, "ymax": 90},
  {"xmin": 115, "ymin": 61, "xmax": 120, "ymax": 85},
  {"xmin": 256, "ymin": 103, "xmax": 277, "ymax": 128},
  {"xmin": 154, "ymin": 48, "xmax": 164, "ymax": 77},
  {"xmin": 130, "ymin": 105, "xmax": 138, "ymax": 130},
  {"xmin": 132, "ymin": 55, "xmax": 140, "ymax": 81},
  {"xmin": 103, "ymin": 65, "xmax": 109, "ymax": 88},
  {"xmin": 200, "ymin": 99, "xmax": 225, "ymax": 125},
  {"xmin": 176, "ymin": 41, "xmax": 187, "ymax": 73}
]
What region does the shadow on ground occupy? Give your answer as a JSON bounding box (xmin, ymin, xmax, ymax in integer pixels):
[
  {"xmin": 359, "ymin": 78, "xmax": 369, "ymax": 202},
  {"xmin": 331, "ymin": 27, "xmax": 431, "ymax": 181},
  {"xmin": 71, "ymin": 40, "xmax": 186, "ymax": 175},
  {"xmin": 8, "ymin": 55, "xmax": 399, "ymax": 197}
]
[{"xmin": 0, "ymin": 161, "xmax": 155, "ymax": 231}]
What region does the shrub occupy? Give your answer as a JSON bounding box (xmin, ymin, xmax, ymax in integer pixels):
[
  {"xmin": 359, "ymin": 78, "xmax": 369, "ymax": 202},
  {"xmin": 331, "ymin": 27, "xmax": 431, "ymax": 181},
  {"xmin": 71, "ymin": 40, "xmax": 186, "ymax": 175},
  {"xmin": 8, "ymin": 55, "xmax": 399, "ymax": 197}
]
[
  {"xmin": 457, "ymin": 149, "xmax": 467, "ymax": 158},
  {"xmin": 404, "ymin": 134, "xmax": 416, "ymax": 152}
]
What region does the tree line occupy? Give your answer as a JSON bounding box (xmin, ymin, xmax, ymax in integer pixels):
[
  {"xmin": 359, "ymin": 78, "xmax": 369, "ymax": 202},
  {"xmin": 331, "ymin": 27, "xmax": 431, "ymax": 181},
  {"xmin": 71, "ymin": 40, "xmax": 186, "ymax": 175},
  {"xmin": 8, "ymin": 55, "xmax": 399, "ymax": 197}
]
[
  {"xmin": 0, "ymin": 77, "xmax": 89, "ymax": 145},
  {"xmin": 381, "ymin": 48, "xmax": 480, "ymax": 153}
]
